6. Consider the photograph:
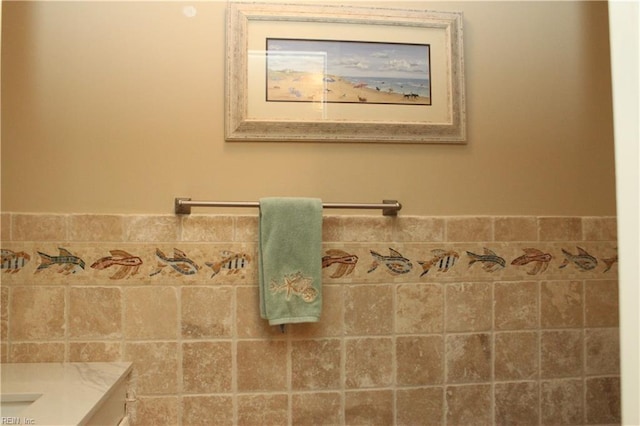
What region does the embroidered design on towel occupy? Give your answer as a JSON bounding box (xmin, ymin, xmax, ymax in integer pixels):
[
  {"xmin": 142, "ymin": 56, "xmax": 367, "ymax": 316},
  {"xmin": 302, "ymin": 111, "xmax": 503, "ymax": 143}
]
[
  {"xmin": 417, "ymin": 249, "xmax": 459, "ymax": 277},
  {"xmin": 91, "ymin": 250, "xmax": 143, "ymax": 280},
  {"xmin": 36, "ymin": 247, "xmax": 85, "ymax": 274},
  {"xmin": 322, "ymin": 249, "xmax": 358, "ymax": 278},
  {"xmin": 269, "ymin": 271, "xmax": 318, "ymax": 302},
  {"xmin": 150, "ymin": 248, "xmax": 200, "ymax": 276},
  {"xmin": 367, "ymin": 248, "xmax": 413, "ymax": 275},
  {"xmin": 466, "ymin": 248, "xmax": 506, "ymax": 272},
  {"xmin": 1, "ymin": 249, "xmax": 31, "ymax": 274},
  {"xmin": 206, "ymin": 251, "xmax": 251, "ymax": 278},
  {"xmin": 511, "ymin": 248, "xmax": 553, "ymax": 275}
]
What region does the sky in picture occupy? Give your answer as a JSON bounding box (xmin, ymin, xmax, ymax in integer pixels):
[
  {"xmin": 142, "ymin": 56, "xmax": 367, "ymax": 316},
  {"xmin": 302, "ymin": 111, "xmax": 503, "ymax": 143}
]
[{"xmin": 266, "ymin": 39, "xmax": 430, "ymax": 79}]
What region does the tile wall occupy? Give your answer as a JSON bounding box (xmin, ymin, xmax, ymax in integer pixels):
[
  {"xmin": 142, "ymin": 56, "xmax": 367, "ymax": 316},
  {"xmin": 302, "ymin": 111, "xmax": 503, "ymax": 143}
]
[{"xmin": 0, "ymin": 213, "xmax": 620, "ymax": 425}]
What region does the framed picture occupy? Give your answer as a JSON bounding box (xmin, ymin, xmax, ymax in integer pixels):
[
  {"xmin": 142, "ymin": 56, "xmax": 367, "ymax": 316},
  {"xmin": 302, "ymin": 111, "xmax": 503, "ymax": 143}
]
[{"xmin": 225, "ymin": 2, "xmax": 466, "ymax": 143}]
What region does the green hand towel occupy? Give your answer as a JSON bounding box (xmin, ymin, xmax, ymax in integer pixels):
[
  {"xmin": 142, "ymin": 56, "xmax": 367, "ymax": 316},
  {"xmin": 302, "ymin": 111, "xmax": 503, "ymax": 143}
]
[{"xmin": 259, "ymin": 197, "xmax": 323, "ymax": 326}]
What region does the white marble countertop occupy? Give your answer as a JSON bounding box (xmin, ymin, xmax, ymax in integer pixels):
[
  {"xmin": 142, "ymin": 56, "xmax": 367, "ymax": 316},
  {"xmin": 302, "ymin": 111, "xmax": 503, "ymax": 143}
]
[{"xmin": 1, "ymin": 362, "xmax": 132, "ymax": 425}]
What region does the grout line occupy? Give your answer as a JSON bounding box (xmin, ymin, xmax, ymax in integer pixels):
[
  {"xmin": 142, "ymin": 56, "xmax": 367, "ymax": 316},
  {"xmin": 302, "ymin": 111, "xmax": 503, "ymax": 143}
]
[
  {"xmin": 442, "ymin": 279, "xmax": 448, "ymax": 425},
  {"xmin": 391, "ymin": 281, "xmax": 398, "ymax": 425},
  {"xmin": 231, "ymin": 286, "xmax": 239, "ymax": 426},
  {"xmin": 537, "ymin": 279, "xmax": 542, "ymax": 426},
  {"xmin": 490, "ymin": 281, "xmax": 496, "ymax": 426},
  {"xmin": 64, "ymin": 285, "xmax": 70, "ymax": 362},
  {"xmin": 175, "ymin": 284, "xmax": 184, "ymax": 425}
]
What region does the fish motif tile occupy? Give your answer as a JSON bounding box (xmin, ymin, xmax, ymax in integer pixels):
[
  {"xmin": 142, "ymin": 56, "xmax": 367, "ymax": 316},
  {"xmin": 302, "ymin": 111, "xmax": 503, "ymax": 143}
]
[
  {"xmin": 1, "ymin": 249, "xmax": 30, "ymax": 274},
  {"xmin": 367, "ymin": 248, "xmax": 413, "ymax": 275},
  {"xmin": 559, "ymin": 247, "xmax": 598, "ymax": 271},
  {"xmin": 206, "ymin": 251, "xmax": 251, "ymax": 278},
  {"xmin": 466, "ymin": 248, "xmax": 506, "ymax": 273},
  {"xmin": 91, "ymin": 249, "xmax": 143, "ymax": 280},
  {"xmin": 417, "ymin": 249, "xmax": 459, "ymax": 277},
  {"xmin": 35, "ymin": 247, "xmax": 85, "ymax": 275},
  {"xmin": 601, "ymin": 253, "xmax": 618, "ymax": 273},
  {"xmin": 322, "ymin": 249, "xmax": 358, "ymax": 278},
  {"xmin": 150, "ymin": 248, "xmax": 200, "ymax": 277},
  {"xmin": 511, "ymin": 248, "xmax": 553, "ymax": 275}
]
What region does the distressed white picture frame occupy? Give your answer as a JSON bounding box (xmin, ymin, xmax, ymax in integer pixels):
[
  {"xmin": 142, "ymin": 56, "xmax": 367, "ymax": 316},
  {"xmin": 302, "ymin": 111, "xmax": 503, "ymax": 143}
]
[{"xmin": 225, "ymin": 2, "xmax": 466, "ymax": 143}]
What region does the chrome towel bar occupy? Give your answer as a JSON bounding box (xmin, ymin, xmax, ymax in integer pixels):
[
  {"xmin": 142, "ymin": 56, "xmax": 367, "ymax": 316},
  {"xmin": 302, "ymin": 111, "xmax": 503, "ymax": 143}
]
[{"xmin": 174, "ymin": 198, "xmax": 402, "ymax": 216}]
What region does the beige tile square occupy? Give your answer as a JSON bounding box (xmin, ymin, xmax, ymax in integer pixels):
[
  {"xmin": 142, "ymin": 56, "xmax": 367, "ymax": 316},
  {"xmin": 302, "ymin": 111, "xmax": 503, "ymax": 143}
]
[
  {"xmin": 322, "ymin": 216, "xmax": 342, "ymax": 242},
  {"xmin": 69, "ymin": 287, "xmax": 121, "ymax": 339},
  {"xmin": 182, "ymin": 341, "xmax": 232, "ymax": 393},
  {"xmin": 182, "ymin": 395, "xmax": 234, "ymax": 426},
  {"xmin": 9, "ymin": 342, "xmax": 65, "ymax": 362},
  {"xmin": 582, "ymin": 217, "xmax": 617, "ymax": 241},
  {"xmin": 396, "ymin": 336, "xmax": 443, "ymax": 386},
  {"xmin": 392, "ymin": 216, "xmax": 445, "ymax": 242},
  {"xmin": 69, "ymin": 342, "xmax": 122, "ymax": 362},
  {"xmin": 181, "ymin": 215, "xmax": 234, "ymax": 242},
  {"xmin": 494, "ymin": 331, "xmax": 538, "ymax": 380},
  {"xmin": 585, "ymin": 279, "xmax": 619, "ymax": 327},
  {"xmin": 446, "ymin": 217, "xmax": 492, "ymax": 242},
  {"xmin": 540, "ymin": 330, "xmax": 583, "ymax": 378},
  {"xmin": 291, "ymin": 339, "xmax": 341, "ymax": 390},
  {"xmin": 124, "ymin": 215, "xmax": 180, "ymax": 242},
  {"xmin": 134, "ymin": 396, "xmax": 179, "ymax": 426},
  {"xmin": 12, "ymin": 214, "xmax": 67, "ymax": 241},
  {"xmin": 494, "ymin": 382, "xmax": 539, "ymax": 425},
  {"xmin": 345, "ymin": 284, "xmax": 393, "ymax": 335},
  {"xmin": 494, "ymin": 217, "xmax": 537, "ymax": 241},
  {"xmin": 494, "ymin": 281, "xmax": 538, "ymax": 330},
  {"xmin": 345, "ymin": 338, "xmax": 393, "ymax": 388},
  {"xmin": 446, "ymin": 334, "xmax": 491, "ymax": 383},
  {"xmin": 237, "ymin": 340, "xmax": 288, "ymax": 392},
  {"xmin": 539, "ymin": 217, "xmax": 582, "ymax": 241},
  {"xmin": 181, "ymin": 286, "xmax": 232, "ymax": 338},
  {"xmin": 585, "ymin": 377, "xmax": 621, "ymax": 424},
  {"xmin": 344, "ymin": 390, "xmax": 393, "ymax": 425},
  {"xmin": 396, "ymin": 387, "xmax": 443, "ymax": 426},
  {"xmin": 234, "ymin": 216, "xmax": 258, "ymax": 242},
  {"xmin": 124, "ymin": 342, "xmax": 178, "ymax": 395},
  {"xmin": 445, "ymin": 282, "xmax": 492, "ymax": 332},
  {"xmin": 123, "ymin": 286, "xmax": 177, "ymax": 339},
  {"xmin": 541, "ymin": 280, "xmax": 583, "ymax": 328},
  {"xmin": 445, "ymin": 384, "xmax": 491, "ymax": 425},
  {"xmin": 292, "ymin": 392, "xmax": 341, "ymax": 426},
  {"xmin": 69, "ymin": 214, "xmax": 124, "ymax": 241},
  {"xmin": 540, "ymin": 379, "xmax": 584, "ymax": 425},
  {"xmin": 396, "ymin": 283, "xmax": 443, "ymax": 333},
  {"xmin": 10, "ymin": 286, "xmax": 65, "ymax": 340},
  {"xmin": 585, "ymin": 328, "xmax": 620, "ymax": 375},
  {"xmin": 340, "ymin": 217, "xmax": 393, "ymax": 242},
  {"xmin": 237, "ymin": 394, "xmax": 287, "ymax": 426}
]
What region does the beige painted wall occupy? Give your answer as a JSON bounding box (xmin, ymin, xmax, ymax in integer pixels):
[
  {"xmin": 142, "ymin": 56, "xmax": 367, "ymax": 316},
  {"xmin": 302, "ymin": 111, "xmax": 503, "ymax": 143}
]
[{"xmin": 0, "ymin": 1, "xmax": 616, "ymax": 216}]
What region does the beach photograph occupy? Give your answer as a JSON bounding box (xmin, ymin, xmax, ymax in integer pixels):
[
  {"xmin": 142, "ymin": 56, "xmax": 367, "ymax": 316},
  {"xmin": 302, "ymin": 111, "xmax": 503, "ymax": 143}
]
[{"xmin": 266, "ymin": 39, "xmax": 431, "ymax": 106}]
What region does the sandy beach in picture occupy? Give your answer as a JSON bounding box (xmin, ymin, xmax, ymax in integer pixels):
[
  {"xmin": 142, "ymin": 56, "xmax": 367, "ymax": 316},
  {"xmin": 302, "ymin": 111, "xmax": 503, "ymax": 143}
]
[{"xmin": 267, "ymin": 72, "xmax": 431, "ymax": 105}]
